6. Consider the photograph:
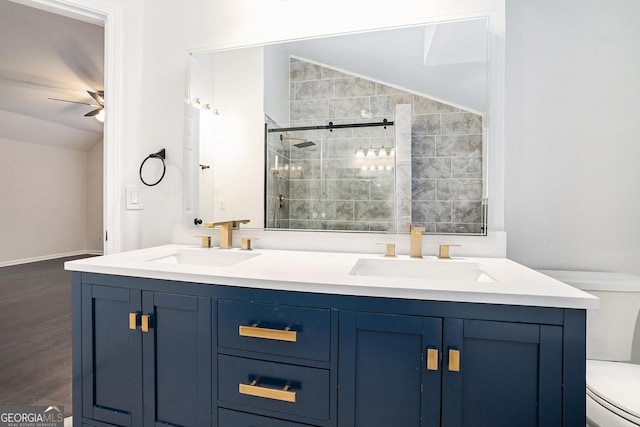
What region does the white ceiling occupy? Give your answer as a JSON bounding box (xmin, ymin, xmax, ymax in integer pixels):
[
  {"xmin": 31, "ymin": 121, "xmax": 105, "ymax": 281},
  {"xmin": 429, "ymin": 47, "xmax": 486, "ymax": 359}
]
[{"xmin": 0, "ymin": 0, "xmax": 104, "ymax": 150}]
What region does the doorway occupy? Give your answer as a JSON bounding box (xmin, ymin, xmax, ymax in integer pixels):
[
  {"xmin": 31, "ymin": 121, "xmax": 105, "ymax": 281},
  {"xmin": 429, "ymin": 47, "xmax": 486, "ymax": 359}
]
[{"xmin": 0, "ymin": 0, "xmax": 123, "ymax": 418}]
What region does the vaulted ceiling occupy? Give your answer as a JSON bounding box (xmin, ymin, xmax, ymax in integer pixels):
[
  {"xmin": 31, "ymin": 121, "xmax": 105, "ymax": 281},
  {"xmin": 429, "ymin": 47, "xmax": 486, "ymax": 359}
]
[
  {"xmin": 0, "ymin": 0, "xmax": 104, "ymax": 151},
  {"xmin": 282, "ymin": 18, "xmax": 488, "ymax": 113}
]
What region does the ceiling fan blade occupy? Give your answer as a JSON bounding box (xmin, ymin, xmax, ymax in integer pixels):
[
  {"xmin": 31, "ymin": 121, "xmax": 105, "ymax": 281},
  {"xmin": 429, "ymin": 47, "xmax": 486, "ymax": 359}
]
[
  {"xmin": 87, "ymin": 90, "xmax": 104, "ymax": 106},
  {"xmin": 84, "ymin": 107, "xmax": 103, "ymax": 117},
  {"xmin": 48, "ymin": 97, "xmax": 93, "ymax": 106}
]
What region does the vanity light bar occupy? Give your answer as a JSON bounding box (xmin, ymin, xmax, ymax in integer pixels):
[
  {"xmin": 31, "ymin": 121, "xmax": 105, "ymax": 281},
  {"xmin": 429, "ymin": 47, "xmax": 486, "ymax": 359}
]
[{"xmin": 268, "ymin": 119, "xmax": 394, "ymax": 133}]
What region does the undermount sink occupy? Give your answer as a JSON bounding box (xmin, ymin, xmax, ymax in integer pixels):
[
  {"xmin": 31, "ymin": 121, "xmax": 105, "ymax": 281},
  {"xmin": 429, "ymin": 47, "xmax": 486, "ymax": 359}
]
[
  {"xmin": 349, "ymin": 258, "xmax": 498, "ymax": 282},
  {"xmin": 149, "ymin": 249, "xmax": 260, "ymax": 267}
]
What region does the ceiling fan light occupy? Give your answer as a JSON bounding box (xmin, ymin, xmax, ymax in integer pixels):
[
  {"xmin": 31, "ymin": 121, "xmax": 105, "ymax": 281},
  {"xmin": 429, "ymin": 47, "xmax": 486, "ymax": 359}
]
[{"xmin": 94, "ymin": 109, "xmax": 105, "ymax": 122}]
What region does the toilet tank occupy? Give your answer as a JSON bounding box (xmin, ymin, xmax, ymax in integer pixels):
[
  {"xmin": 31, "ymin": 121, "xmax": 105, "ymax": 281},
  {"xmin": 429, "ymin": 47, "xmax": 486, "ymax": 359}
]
[{"xmin": 540, "ymin": 270, "xmax": 640, "ymax": 362}]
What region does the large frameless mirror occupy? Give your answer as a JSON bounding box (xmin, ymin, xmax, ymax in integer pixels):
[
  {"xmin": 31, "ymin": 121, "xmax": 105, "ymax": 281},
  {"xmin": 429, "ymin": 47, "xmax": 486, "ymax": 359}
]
[{"xmin": 186, "ymin": 17, "xmax": 489, "ymax": 235}]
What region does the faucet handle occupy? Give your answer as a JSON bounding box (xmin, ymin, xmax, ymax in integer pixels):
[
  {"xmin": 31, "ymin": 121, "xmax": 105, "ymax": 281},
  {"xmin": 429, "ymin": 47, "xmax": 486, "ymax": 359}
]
[
  {"xmin": 241, "ymin": 237, "xmax": 259, "ymax": 251},
  {"xmin": 196, "ymin": 235, "xmax": 212, "ymax": 248},
  {"xmin": 438, "ymin": 244, "xmax": 461, "ymax": 259},
  {"xmin": 376, "ymin": 242, "xmax": 396, "ymax": 258},
  {"xmin": 410, "ymin": 224, "xmax": 426, "ymax": 233}
]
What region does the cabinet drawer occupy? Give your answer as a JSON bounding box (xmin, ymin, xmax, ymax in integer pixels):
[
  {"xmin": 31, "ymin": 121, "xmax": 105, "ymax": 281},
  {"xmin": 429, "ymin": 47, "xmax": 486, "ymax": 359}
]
[
  {"xmin": 219, "ymin": 408, "xmax": 317, "ymax": 426},
  {"xmin": 218, "ymin": 299, "xmax": 331, "ymax": 361},
  {"xmin": 218, "ymin": 355, "xmax": 330, "ymax": 421}
]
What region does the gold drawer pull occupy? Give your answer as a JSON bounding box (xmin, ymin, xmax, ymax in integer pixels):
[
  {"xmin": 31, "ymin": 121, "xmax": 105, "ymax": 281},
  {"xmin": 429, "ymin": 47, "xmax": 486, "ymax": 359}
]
[
  {"xmin": 141, "ymin": 314, "xmax": 151, "ymax": 333},
  {"xmin": 238, "ymin": 324, "xmax": 297, "ymax": 342},
  {"xmin": 239, "ymin": 380, "xmax": 296, "ymax": 402},
  {"xmin": 129, "ymin": 312, "xmax": 138, "ymax": 330},
  {"xmin": 449, "ymin": 349, "xmax": 461, "ymax": 372},
  {"xmin": 427, "ymin": 348, "xmax": 439, "ymax": 371}
]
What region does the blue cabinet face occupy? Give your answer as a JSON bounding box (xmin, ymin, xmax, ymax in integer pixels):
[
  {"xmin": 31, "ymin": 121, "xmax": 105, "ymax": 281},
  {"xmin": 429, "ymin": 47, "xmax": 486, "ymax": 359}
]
[
  {"xmin": 338, "ymin": 312, "xmax": 443, "ymax": 427},
  {"xmin": 339, "ymin": 313, "xmax": 565, "ymax": 427},
  {"xmin": 218, "ymin": 299, "xmax": 331, "ymax": 361},
  {"xmin": 81, "ymin": 285, "xmax": 142, "ymax": 426},
  {"xmin": 218, "ymin": 354, "xmax": 331, "ymax": 421},
  {"xmin": 218, "ymin": 408, "xmax": 312, "ymax": 426},
  {"xmin": 80, "ymin": 284, "xmax": 212, "ymax": 427},
  {"xmin": 142, "ymin": 292, "xmax": 212, "ymax": 427},
  {"xmin": 442, "ymin": 319, "xmax": 563, "ymax": 427}
]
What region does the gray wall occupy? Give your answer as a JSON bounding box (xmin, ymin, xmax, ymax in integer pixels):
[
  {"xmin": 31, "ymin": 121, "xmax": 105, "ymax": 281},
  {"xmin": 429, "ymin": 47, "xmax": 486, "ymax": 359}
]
[{"xmin": 505, "ymin": 0, "xmax": 640, "ymax": 275}]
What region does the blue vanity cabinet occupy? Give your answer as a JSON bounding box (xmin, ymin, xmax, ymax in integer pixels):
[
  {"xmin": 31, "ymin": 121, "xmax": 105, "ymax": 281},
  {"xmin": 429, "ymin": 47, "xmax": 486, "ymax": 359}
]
[
  {"xmin": 80, "ymin": 284, "xmax": 142, "ymax": 426},
  {"xmin": 72, "ymin": 272, "xmax": 585, "ymax": 427},
  {"xmin": 441, "ymin": 319, "xmax": 563, "ymax": 427},
  {"xmin": 216, "ymin": 299, "xmax": 337, "ymax": 427},
  {"xmin": 338, "ymin": 311, "xmax": 443, "ymax": 427},
  {"xmin": 77, "ymin": 278, "xmax": 212, "ymax": 427},
  {"xmin": 338, "ymin": 312, "xmax": 568, "ymax": 427}
]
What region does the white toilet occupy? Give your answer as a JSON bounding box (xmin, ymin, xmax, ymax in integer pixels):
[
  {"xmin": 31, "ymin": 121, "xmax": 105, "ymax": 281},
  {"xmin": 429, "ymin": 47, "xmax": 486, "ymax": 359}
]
[{"xmin": 540, "ymin": 270, "xmax": 640, "ymax": 426}]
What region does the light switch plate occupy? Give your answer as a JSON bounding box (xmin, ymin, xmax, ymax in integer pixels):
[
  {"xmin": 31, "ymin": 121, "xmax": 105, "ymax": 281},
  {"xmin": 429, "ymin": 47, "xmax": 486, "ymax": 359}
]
[{"xmin": 126, "ymin": 186, "xmax": 143, "ymax": 210}]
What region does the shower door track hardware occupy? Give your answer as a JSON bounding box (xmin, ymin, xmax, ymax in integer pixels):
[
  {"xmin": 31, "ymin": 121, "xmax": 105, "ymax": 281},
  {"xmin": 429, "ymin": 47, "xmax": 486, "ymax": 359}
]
[{"xmin": 268, "ymin": 119, "xmax": 394, "ymax": 133}]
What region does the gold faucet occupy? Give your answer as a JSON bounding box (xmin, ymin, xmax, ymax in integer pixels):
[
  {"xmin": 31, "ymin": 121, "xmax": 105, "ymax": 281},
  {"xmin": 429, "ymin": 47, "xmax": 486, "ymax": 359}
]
[
  {"xmin": 438, "ymin": 244, "xmax": 461, "ymax": 259},
  {"xmin": 195, "ymin": 235, "xmax": 212, "ymax": 248},
  {"xmin": 376, "ymin": 242, "xmax": 396, "ymax": 258},
  {"xmin": 409, "ymin": 224, "xmax": 426, "ymax": 258},
  {"xmin": 204, "ymin": 219, "xmax": 250, "ymax": 249},
  {"xmin": 241, "ymin": 237, "xmax": 259, "ymax": 251}
]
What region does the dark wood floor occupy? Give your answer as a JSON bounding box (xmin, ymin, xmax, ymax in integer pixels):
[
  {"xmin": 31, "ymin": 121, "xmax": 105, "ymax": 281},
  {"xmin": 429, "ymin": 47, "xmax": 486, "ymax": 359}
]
[{"xmin": 0, "ymin": 255, "xmax": 92, "ymax": 416}]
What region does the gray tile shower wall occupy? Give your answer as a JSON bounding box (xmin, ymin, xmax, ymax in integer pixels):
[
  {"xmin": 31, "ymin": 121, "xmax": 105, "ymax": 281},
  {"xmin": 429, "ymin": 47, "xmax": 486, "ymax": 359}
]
[{"xmin": 266, "ymin": 58, "xmax": 484, "ymax": 234}]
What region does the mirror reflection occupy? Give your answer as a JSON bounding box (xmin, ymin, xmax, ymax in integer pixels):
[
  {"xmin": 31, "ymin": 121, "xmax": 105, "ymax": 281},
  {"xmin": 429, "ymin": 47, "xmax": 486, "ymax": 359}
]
[{"xmin": 186, "ymin": 17, "xmax": 489, "ymax": 235}]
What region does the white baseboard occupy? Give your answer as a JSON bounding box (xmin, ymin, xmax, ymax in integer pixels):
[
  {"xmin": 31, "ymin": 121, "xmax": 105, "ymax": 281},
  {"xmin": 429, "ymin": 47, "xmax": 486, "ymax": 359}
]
[{"xmin": 0, "ymin": 250, "xmax": 104, "ymax": 268}]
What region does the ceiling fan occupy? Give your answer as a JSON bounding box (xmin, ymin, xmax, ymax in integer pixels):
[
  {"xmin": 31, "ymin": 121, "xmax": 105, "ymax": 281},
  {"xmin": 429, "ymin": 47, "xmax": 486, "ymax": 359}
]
[{"xmin": 48, "ymin": 90, "xmax": 105, "ymax": 122}]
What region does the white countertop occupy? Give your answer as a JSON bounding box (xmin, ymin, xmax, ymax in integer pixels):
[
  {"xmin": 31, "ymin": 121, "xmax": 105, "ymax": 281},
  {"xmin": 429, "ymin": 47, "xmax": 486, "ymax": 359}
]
[{"xmin": 65, "ymin": 244, "xmax": 598, "ymax": 309}]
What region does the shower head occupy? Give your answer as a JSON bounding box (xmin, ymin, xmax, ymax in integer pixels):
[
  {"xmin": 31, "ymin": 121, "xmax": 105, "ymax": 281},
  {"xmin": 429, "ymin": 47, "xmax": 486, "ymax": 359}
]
[
  {"xmin": 279, "ymin": 134, "xmax": 316, "ymax": 148},
  {"xmin": 293, "ymin": 141, "xmax": 316, "ymax": 148}
]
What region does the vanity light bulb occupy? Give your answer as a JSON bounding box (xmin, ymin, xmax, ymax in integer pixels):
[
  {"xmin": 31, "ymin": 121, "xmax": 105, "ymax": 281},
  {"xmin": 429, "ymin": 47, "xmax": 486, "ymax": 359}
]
[
  {"xmin": 378, "ymin": 147, "xmax": 387, "ymax": 157},
  {"xmin": 355, "ymin": 148, "xmax": 365, "ymax": 158},
  {"xmin": 389, "ymin": 148, "xmax": 395, "ymax": 157},
  {"xmin": 367, "ymin": 148, "xmax": 377, "ymax": 158},
  {"xmin": 361, "ymin": 165, "xmax": 368, "ymax": 171}
]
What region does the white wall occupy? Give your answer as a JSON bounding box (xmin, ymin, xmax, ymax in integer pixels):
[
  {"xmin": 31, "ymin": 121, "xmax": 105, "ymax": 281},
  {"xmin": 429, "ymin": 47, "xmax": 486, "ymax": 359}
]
[
  {"xmin": 264, "ymin": 43, "xmax": 292, "ymax": 126},
  {"xmin": 505, "ymin": 0, "xmax": 640, "ymax": 275},
  {"xmin": 137, "ymin": 0, "xmax": 505, "ymax": 249},
  {"xmin": 208, "ymin": 47, "xmax": 265, "ymax": 225},
  {"xmin": 0, "ymin": 138, "xmax": 90, "ymax": 264}
]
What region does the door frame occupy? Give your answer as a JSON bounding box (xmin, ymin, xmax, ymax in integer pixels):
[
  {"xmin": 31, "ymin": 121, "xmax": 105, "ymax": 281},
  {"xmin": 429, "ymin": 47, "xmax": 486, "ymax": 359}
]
[{"xmin": 11, "ymin": 0, "xmax": 123, "ymax": 254}]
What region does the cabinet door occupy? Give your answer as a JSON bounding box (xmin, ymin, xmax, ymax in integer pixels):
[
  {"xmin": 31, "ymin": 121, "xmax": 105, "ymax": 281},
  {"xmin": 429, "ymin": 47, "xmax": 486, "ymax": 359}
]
[
  {"xmin": 442, "ymin": 319, "xmax": 563, "ymax": 427},
  {"xmin": 81, "ymin": 284, "xmax": 143, "ymax": 426},
  {"xmin": 338, "ymin": 312, "xmax": 442, "ymax": 427},
  {"xmin": 141, "ymin": 292, "xmax": 212, "ymax": 427}
]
